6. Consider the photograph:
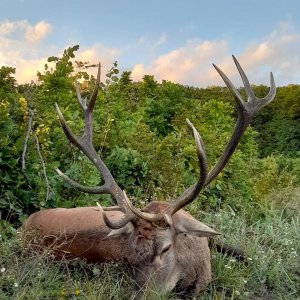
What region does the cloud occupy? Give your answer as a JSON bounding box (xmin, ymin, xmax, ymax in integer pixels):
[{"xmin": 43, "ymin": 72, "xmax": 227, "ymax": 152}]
[
  {"xmin": 16, "ymin": 58, "xmax": 49, "ymax": 83},
  {"xmin": 132, "ymin": 40, "xmax": 229, "ymax": 86},
  {"xmin": 0, "ymin": 19, "xmax": 53, "ymax": 82},
  {"xmin": 150, "ymin": 33, "xmax": 167, "ymax": 55},
  {"xmin": 242, "ymin": 21, "xmax": 300, "ymax": 85},
  {"xmin": 1, "ymin": 19, "xmax": 300, "ymax": 86},
  {"xmin": 25, "ymin": 21, "xmax": 52, "ymax": 43},
  {"xmin": 0, "ymin": 19, "xmax": 119, "ymax": 83},
  {"xmin": 76, "ymin": 44, "xmax": 119, "ymax": 73},
  {"xmin": 0, "ymin": 19, "xmax": 52, "ymax": 43},
  {"xmin": 214, "ymin": 21, "xmax": 300, "ymax": 87},
  {"xmin": 14, "ymin": 43, "xmax": 119, "ymax": 83},
  {"xmin": 132, "ymin": 21, "xmax": 300, "ymax": 87}
]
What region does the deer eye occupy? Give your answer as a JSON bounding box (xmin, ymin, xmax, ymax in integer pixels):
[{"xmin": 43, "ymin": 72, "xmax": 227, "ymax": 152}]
[{"xmin": 161, "ymin": 244, "xmax": 171, "ymax": 256}]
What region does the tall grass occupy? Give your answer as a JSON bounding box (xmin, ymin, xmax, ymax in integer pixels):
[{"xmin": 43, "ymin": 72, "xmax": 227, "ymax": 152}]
[
  {"xmin": 199, "ymin": 204, "xmax": 300, "ymax": 299},
  {"xmin": 1, "ymin": 194, "xmax": 299, "ymax": 299}
]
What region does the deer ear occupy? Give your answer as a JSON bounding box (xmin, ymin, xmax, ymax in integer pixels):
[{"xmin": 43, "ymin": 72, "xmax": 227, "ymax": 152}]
[
  {"xmin": 172, "ymin": 210, "xmax": 220, "ymax": 237},
  {"xmin": 103, "ymin": 222, "xmax": 134, "ymax": 240}
]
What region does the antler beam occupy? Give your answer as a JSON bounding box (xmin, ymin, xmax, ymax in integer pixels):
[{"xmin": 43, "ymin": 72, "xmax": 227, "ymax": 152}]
[
  {"xmin": 55, "ymin": 63, "xmax": 127, "ymax": 212},
  {"xmin": 173, "ymin": 55, "xmax": 276, "ymax": 206},
  {"xmin": 56, "ymin": 56, "xmax": 276, "ymax": 229},
  {"xmin": 101, "ymin": 118, "xmax": 208, "ymax": 227}
]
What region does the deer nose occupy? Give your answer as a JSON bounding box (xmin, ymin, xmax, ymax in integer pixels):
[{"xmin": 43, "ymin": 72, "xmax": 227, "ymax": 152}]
[{"xmin": 152, "ymin": 255, "xmax": 165, "ymax": 269}]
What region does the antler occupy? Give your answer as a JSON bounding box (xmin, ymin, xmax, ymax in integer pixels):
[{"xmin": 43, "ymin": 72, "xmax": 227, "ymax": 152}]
[
  {"xmin": 172, "ymin": 55, "xmax": 276, "ymax": 206},
  {"xmin": 55, "ymin": 63, "xmax": 128, "ymax": 212},
  {"xmin": 102, "ymin": 118, "xmax": 209, "ymax": 228},
  {"xmin": 57, "ymin": 57, "xmax": 276, "ymax": 229},
  {"xmin": 106, "ymin": 55, "xmax": 276, "ymax": 226}
]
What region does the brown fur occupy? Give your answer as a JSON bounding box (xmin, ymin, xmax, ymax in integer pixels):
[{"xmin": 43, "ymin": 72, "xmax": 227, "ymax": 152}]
[
  {"xmin": 24, "ymin": 201, "xmax": 214, "ymax": 298},
  {"xmin": 24, "ymin": 207, "xmax": 133, "ymax": 263},
  {"xmin": 175, "ymin": 234, "xmax": 211, "ymax": 295}
]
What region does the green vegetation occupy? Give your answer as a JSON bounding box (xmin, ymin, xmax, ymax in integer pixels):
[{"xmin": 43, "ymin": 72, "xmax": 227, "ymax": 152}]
[{"xmin": 1, "ymin": 46, "xmax": 299, "ymax": 299}]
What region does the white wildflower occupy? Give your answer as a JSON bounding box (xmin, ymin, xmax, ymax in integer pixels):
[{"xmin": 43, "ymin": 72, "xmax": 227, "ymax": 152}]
[
  {"xmin": 1, "ymin": 267, "xmax": 5, "ymax": 273},
  {"xmin": 92, "ymin": 267, "xmax": 100, "ymax": 276},
  {"xmin": 224, "ymin": 264, "xmax": 231, "ymax": 269},
  {"xmin": 14, "ymin": 283, "xmax": 18, "ymax": 288},
  {"xmin": 291, "ymin": 251, "xmax": 297, "ymax": 258},
  {"xmin": 283, "ymin": 239, "xmax": 292, "ymax": 246}
]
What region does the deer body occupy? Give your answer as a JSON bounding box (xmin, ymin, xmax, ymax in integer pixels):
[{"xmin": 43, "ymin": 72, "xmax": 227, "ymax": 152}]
[
  {"xmin": 24, "ymin": 56, "xmax": 276, "ymax": 298},
  {"xmin": 24, "ymin": 207, "xmax": 130, "ymax": 262},
  {"xmin": 25, "ymin": 201, "xmax": 212, "ymax": 295}
]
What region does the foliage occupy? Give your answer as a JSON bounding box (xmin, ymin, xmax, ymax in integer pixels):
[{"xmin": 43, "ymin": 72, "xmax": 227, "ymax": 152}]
[
  {"xmin": 0, "ymin": 45, "xmax": 299, "ymax": 221},
  {"xmin": 0, "ymin": 66, "xmax": 17, "ymax": 96},
  {"xmin": 0, "ymin": 45, "xmax": 299, "ymax": 298},
  {"xmin": 252, "ymin": 85, "xmax": 300, "ymax": 158}
]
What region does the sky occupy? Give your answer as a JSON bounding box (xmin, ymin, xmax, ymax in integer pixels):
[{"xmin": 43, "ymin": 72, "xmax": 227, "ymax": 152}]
[{"xmin": 1, "ymin": 0, "xmax": 300, "ymax": 87}]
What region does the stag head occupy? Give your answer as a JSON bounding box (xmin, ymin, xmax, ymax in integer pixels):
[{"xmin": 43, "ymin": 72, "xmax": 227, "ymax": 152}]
[{"xmin": 55, "ymin": 56, "xmax": 276, "ymax": 294}]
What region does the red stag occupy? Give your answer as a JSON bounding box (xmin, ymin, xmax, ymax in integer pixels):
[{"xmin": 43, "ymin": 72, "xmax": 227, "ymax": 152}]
[{"xmin": 24, "ymin": 56, "xmax": 276, "ymax": 298}]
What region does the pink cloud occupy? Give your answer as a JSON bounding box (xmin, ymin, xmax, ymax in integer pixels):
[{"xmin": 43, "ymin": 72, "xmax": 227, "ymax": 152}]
[{"xmin": 132, "ymin": 22, "xmax": 300, "ymax": 87}]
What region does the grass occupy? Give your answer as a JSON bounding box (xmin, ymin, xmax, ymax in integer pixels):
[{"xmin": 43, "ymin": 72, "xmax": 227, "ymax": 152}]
[
  {"xmin": 199, "ymin": 208, "xmax": 300, "ymax": 299},
  {"xmin": 0, "ymin": 196, "xmax": 299, "ymax": 300}
]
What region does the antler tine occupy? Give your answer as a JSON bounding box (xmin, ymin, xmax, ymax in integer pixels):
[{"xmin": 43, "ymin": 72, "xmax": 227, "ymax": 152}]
[
  {"xmin": 212, "ymin": 63, "xmax": 245, "ymax": 112},
  {"xmin": 55, "ymin": 102, "xmax": 84, "ymax": 151},
  {"xmin": 103, "ymin": 212, "xmax": 135, "ymax": 229},
  {"xmin": 232, "ymin": 55, "xmax": 276, "ymax": 108},
  {"xmin": 55, "ymin": 63, "xmax": 127, "ymax": 212},
  {"xmin": 169, "ymin": 119, "xmax": 208, "ymax": 215},
  {"xmin": 87, "ymin": 62, "xmax": 101, "ymax": 113},
  {"xmin": 55, "ymin": 102, "xmax": 122, "ymax": 200},
  {"xmin": 205, "ymin": 56, "xmax": 276, "ymax": 185},
  {"xmin": 122, "ymin": 190, "xmax": 166, "ymax": 223},
  {"xmin": 96, "ymin": 201, "xmax": 136, "ymax": 229},
  {"xmin": 83, "ymin": 63, "xmax": 101, "ymax": 145},
  {"xmin": 232, "ymin": 55, "xmax": 255, "ymax": 101},
  {"xmin": 75, "ymin": 62, "xmax": 101, "ymax": 112},
  {"xmin": 120, "ymin": 120, "xmax": 208, "ymax": 223},
  {"xmin": 55, "ymin": 168, "xmax": 109, "ymax": 194},
  {"xmin": 55, "ymin": 102, "xmax": 109, "ymax": 176},
  {"xmin": 260, "ymin": 72, "xmax": 276, "ymax": 107},
  {"xmin": 97, "ymin": 191, "xmax": 161, "ymax": 229},
  {"xmin": 75, "ymin": 80, "xmax": 87, "ymax": 110}
]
